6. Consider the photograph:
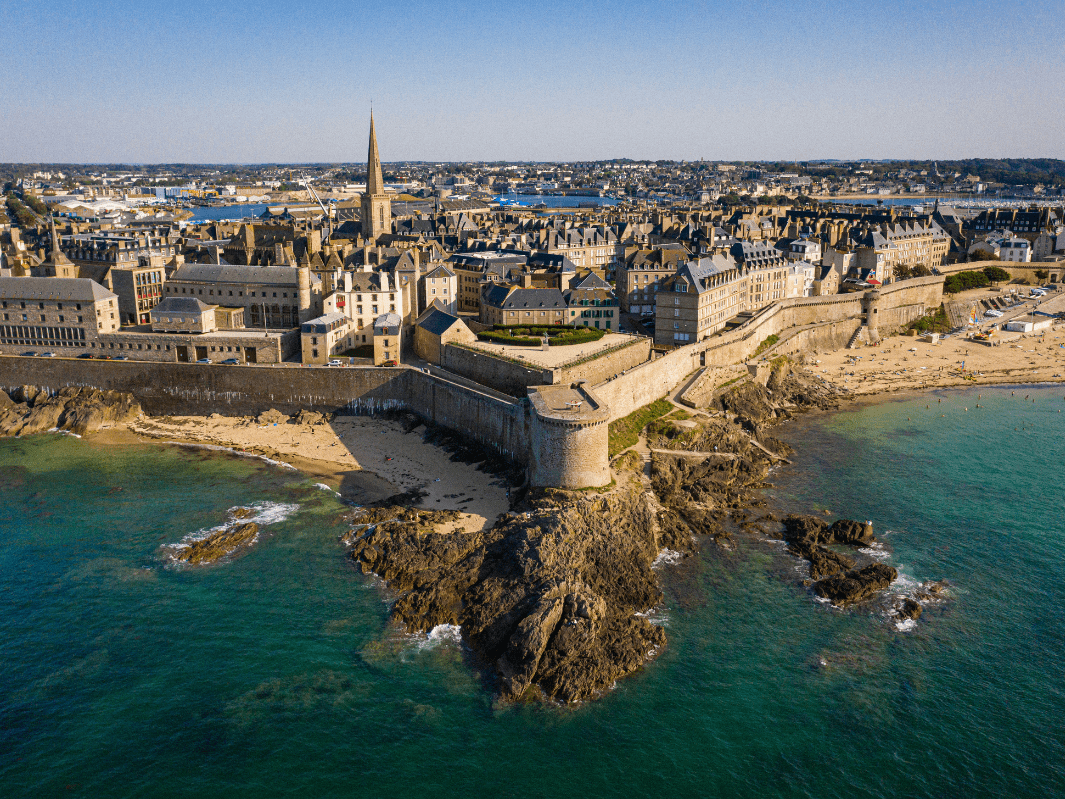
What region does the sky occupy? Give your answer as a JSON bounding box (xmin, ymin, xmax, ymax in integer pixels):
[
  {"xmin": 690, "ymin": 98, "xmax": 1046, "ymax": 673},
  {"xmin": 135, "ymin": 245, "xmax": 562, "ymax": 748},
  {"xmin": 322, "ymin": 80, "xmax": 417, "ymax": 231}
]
[{"xmin": 1, "ymin": 0, "xmax": 1062, "ymax": 163}]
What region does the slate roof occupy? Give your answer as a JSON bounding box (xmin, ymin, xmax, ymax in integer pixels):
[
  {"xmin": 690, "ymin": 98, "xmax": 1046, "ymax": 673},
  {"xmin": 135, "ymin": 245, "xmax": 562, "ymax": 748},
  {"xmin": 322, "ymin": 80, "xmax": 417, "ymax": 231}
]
[
  {"xmin": 170, "ymin": 264, "xmax": 305, "ymax": 286},
  {"xmin": 301, "ymin": 312, "xmax": 350, "ymax": 334},
  {"xmin": 483, "ymin": 285, "xmax": 566, "ymax": 310},
  {"xmin": 415, "ymin": 304, "xmax": 464, "ymax": 337},
  {"xmin": 374, "ymin": 312, "xmax": 403, "ymax": 328},
  {"xmin": 0, "ymin": 276, "xmax": 116, "ymax": 302},
  {"xmin": 151, "ymin": 296, "xmax": 213, "ymax": 314}
]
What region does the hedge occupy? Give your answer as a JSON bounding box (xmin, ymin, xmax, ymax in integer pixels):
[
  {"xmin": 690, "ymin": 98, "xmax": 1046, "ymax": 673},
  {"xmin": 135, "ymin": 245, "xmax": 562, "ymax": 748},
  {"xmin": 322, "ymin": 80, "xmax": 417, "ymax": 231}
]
[{"xmin": 477, "ymin": 323, "xmax": 607, "ymax": 347}]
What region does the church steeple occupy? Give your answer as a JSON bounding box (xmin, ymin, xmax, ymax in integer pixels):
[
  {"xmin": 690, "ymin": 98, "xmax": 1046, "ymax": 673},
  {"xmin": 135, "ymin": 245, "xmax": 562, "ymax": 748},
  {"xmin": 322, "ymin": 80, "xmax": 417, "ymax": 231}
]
[
  {"xmin": 361, "ymin": 113, "xmax": 391, "ymax": 244},
  {"xmin": 45, "ymin": 216, "xmax": 77, "ymax": 278},
  {"xmin": 367, "ymin": 112, "xmax": 385, "ymax": 198}
]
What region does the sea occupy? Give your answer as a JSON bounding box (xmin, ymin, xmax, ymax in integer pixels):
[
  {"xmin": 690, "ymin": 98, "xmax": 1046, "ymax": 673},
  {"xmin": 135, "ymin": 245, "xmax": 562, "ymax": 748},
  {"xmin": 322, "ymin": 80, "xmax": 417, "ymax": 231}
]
[
  {"xmin": 1, "ymin": 385, "xmax": 1062, "ymax": 798},
  {"xmin": 187, "ymin": 204, "xmax": 270, "ymax": 222}
]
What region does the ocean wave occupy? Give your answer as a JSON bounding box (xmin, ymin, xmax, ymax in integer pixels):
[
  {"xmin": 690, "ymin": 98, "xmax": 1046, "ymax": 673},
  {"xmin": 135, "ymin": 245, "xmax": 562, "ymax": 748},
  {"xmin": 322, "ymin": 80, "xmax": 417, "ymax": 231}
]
[
  {"xmin": 894, "ymin": 618, "xmax": 917, "ymax": 632},
  {"xmin": 635, "ymin": 607, "xmax": 670, "ymax": 627},
  {"xmin": 47, "ymin": 427, "xmax": 82, "ymax": 439},
  {"xmin": 652, "ymin": 548, "xmax": 684, "ymax": 567},
  {"xmin": 167, "ymin": 501, "xmax": 299, "ymax": 552},
  {"xmin": 410, "ymin": 624, "xmax": 463, "ymax": 651},
  {"xmin": 313, "ymin": 483, "xmax": 341, "ymax": 497},
  {"xmin": 163, "ymin": 441, "xmax": 296, "ymax": 470}
]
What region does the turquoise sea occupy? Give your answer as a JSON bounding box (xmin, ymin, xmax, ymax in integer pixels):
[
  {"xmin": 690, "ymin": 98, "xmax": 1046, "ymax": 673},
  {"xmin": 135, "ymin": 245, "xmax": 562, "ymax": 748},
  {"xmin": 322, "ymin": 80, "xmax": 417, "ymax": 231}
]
[{"xmin": 1, "ymin": 386, "xmax": 1063, "ymax": 798}]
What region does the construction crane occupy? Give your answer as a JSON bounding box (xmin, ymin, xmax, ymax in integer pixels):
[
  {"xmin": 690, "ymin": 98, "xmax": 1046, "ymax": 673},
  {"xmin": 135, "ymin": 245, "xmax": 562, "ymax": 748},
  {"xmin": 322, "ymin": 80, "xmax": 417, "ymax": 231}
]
[{"xmin": 301, "ymin": 179, "xmax": 333, "ymax": 241}]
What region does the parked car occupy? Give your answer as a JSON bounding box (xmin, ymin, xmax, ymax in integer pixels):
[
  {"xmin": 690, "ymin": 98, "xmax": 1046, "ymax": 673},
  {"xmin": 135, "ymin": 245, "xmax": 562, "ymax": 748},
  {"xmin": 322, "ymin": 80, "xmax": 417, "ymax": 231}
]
[
  {"xmin": 20, "ymin": 351, "xmax": 36, "ymax": 357},
  {"xmin": 382, "ymin": 360, "xmax": 398, "ymax": 367},
  {"xmin": 195, "ymin": 357, "xmax": 211, "ymax": 363},
  {"xmin": 113, "ymin": 355, "xmax": 129, "ymax": 360},
  {"xmin": 220, "ymin": 358, "xmax": 241, "ymax": 365},
  {"xmin": 77, "ymin": 353, "xmax": 94, "ymax": 359},
  {"xmin": 327, "ymin": 359, "xmax": 343, "ymax": 367},
  {"xmin": 39, "ymin": 352, "xmax": 56, "ymax": 357}
]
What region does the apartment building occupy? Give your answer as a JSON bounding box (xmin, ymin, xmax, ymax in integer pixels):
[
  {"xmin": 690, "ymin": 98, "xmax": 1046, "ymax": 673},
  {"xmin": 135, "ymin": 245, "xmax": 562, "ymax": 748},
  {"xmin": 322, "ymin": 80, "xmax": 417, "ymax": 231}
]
[
  {"xmin": 0, "ymin": 276, "xmax": 119, "ymax": 354},
  {"xmin": 653, "ymin": 256, "xmax": 745, "ymax": 347},
  {"xmin": 321, "ymin": 268, "xmax": 404, "ymax": 348},
  {"xmin": 616, "ymin": 246, "xmax": 689, "ymax": 314}
]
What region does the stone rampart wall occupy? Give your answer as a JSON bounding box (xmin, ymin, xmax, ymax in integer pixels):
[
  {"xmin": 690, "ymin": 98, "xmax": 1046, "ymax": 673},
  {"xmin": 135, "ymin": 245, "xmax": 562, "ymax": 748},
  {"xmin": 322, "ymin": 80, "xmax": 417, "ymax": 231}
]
[
  {"xmin": 594, "ymin": 276, "xmax": 944, "ymax": 420},
  {"xmin": 441, "ymin": 344, "xmax": 551, "ymax": 397},
  {"xmin": 442, "ymin": 336, "xmax": 651, "ymax": 397},
  {"xmin": 0, "ymin": 357, "xmax": 530, "ymax": 465}
]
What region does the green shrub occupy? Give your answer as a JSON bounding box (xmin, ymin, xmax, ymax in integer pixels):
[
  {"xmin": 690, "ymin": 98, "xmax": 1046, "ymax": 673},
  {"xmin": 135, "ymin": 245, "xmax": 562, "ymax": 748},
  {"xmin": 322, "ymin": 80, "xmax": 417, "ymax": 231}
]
[
  {"xmin": 982, "ymin": 266, "xmax": 1011, "ymax": 284},
  {"xmin": 608, "ymin": 398, "xmax": 673, "ymax": 457},
  {"xmin": 477, "ymin": 330, "xmax": 540, "ymax": 346},
  {"xmin": 944, "ymin": 270, "xmax": 990, "ymax": 294},
  {"xmin": 753, "ymin": 334, "xmax": 780, "ymax": 357}
]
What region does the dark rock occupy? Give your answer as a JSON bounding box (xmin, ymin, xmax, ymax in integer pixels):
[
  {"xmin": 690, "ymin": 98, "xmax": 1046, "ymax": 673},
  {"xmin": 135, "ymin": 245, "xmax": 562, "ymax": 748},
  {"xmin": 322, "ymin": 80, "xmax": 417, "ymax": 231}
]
[
  {"xmin": 894, "ymin": 597, "xmax": 923, "ymax": 621},
  {"xmin": 175, "ymin": 521, "xmax": 260, "ymax": 565},
  {"xmin": 0, "ymin": 387, "xmax": 141, "ymax": 437},
  {"xmin": 813, "ymin": 563, "xmax": 898, "ymax": 604},
  {"xmin": 807, "ymin": 545, "xmax": 856, "ymax": 579},
  {"xmin": 828, "ymin": 519, "xmax": 874, "ymax": 545}
]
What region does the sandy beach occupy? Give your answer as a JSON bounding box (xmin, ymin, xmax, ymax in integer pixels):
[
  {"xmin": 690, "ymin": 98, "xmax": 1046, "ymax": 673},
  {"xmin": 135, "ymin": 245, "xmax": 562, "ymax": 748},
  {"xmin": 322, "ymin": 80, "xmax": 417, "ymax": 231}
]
[
  {"xmin": 125, "ymin": 413, "xmax": 510, "ymax": 532},
  {"xmin": 809, "ymin": 323, "xmax": 1065, "ymax": 395}
]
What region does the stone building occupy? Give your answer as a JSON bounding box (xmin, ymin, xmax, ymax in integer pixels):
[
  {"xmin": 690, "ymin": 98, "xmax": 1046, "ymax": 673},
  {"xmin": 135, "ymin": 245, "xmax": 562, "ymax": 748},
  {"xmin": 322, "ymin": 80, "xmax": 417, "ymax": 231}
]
[
  {"xmin": 563, "ymin": 272, "xmax": 618, "ymax": 330},
  {"xmin": 163, "ymin": 264, "xmax": 317, "ymax": 329},
  {"xmin": 480, "ymin": 284, "xmax": 567, "ymax": 326},
  {"xmin": 615, "ymin": 245, "xmax": 689, "ymax": 315},
  {"xmin": 321, "ymin": 267, "xmax": 403, "ymax": 350},
  {"xmin": 413, "ymin": 302, "xmax": 477, "ymax": 364},
  {"xmin": 653, "ymin": 256, "xmax": 744, "ymax": 346},
  {"xmin": 301, "ymin": 312, "xmax": 354, "ymax": 364},
  {"xmin": 372, "ymin": 312, "xmax": 402, "ymax": 365},
  {"xmin": 0, "ymin": 276, "xmax": 119, "ymax": 354}
]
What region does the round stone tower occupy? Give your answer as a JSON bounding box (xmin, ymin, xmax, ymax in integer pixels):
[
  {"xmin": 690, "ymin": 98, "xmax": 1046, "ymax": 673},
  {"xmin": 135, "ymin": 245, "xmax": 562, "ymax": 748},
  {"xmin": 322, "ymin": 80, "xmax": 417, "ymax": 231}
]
[
  {"xmin": 528, "ymin": 382, "xmax": 611, "ymax": 489},
  {"xmin": 862, "ymin": 288, "xmax": 882, "ymax": 342}
]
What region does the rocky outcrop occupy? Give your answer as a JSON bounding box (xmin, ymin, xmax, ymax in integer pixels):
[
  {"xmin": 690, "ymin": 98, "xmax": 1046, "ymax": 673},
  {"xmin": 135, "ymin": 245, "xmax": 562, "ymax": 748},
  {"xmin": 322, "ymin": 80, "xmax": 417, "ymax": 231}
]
[
  {"xmin": 780, "ymin": 515, "xmax": 876, "ymax": 580},
  {"xmin": 173, "ymin": 507, "xmax": 262, "ymax": 565},
  {"xmin": 813, "ymin": 563, "xmax": 898, "ymax": 604},
  {"xmin": 0, "ymin": 387, "xmax": 141, "ymax": 437},
  {"xmin": 346, "ymin": 487, "xmax": 683, "ymax": 704},
  {"xmin": 893, "ymin": 597, "xmax": 923, "ymax": 621}
]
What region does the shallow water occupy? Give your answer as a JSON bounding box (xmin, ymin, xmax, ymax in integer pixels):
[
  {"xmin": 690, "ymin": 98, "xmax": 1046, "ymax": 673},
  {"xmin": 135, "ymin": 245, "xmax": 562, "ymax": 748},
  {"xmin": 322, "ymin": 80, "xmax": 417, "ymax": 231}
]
[{"xmin": 1, "ymin": 389, "xmax": 1063, "ymax": 798}]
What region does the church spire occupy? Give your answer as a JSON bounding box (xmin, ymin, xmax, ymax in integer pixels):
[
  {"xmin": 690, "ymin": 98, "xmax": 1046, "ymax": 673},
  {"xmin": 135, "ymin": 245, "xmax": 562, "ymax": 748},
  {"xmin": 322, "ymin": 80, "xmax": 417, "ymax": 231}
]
[{"xmin": 367, "ymin": 112, "xmax": 384, "ymax": 197}]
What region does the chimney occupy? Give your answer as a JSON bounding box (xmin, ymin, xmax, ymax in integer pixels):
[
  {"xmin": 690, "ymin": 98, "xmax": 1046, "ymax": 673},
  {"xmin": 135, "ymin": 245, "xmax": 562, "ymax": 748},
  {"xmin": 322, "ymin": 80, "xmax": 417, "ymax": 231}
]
[
  {"xmin": 274, "ymin": 242, "xmax": 285, "ymax": 265},
  {"xmin": 521, "ymin": 272, "xmax": 533, "ymax": 288}
]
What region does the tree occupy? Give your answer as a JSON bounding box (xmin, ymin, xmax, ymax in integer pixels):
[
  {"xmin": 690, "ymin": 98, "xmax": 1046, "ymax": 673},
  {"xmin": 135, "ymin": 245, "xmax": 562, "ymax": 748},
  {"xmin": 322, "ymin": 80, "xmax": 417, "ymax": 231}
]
[
  {"xmin": 1035, "ymin": 269, "xmax": 1049, "ymax": 281},
  {"xmin": 983, "ymin": 266, "xmax": 1011, "ymax": 284}
]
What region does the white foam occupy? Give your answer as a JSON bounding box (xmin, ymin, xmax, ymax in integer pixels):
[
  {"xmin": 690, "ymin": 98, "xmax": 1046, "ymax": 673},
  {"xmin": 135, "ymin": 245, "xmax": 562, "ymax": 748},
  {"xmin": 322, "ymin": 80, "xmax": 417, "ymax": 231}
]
[
  {"xmin": 47, "ymin": 427, "xmax": 83, "ymax": 439},
  {"xmin": 635, "ymin": 607, "xmax": 670, "ymax": 627},
  {"xmin": 412, "ymin": 623, "xmax": 463, "ymax": 651},
  {"xmin": 164, "ymin": 441, "xmax": 296, "ymax": 470},
  {"xmin": 652, "ymin": 548, "xmax": 684, "ymax": 568},
  {"xmin": 895, "ymin": 618, "xmax": 917, "ymax": 632},
  {"xmin": 166, "ymin": 501, "xmax": 299, "ymax": 554},
  {"xmin": 313, "ymin": 483, "xmax": 341, "ymax": 497}
]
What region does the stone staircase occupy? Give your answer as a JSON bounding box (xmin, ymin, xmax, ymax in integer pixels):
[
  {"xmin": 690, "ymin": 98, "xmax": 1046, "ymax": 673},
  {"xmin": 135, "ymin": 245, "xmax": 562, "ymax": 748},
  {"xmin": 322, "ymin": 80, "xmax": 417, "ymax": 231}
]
[{"xmin": 846, "ymin": 326, "xmax": 866, "ymax": 349}]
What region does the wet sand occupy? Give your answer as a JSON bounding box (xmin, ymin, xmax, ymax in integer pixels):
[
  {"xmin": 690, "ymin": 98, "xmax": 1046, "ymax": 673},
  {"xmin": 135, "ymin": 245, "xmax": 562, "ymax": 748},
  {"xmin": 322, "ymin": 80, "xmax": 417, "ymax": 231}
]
[{"xmin": 120, "ymin": 414, "xmax": 510, "ymax": 532}]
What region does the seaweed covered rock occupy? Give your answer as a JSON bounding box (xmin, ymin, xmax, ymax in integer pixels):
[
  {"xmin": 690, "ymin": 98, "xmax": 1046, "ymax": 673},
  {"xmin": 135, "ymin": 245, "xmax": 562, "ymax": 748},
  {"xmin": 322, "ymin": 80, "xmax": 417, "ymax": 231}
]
[
  {"xmin": 813, "ymin": 563, "xmax": 898, "ymax": 604},
  {"xmin": 0, "ymin": 387, "xmax": 141, "ymax": 437}
]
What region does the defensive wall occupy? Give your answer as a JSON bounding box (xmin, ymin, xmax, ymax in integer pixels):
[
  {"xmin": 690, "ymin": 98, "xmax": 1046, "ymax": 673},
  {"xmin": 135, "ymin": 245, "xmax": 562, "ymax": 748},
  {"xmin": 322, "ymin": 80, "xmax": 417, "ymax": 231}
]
[
  {"xmin": 593, "ymin": 276, "xmax": 943, "ymax": 420},
  {"xmin": 0, "ymin": 357, "xmax": 530, "ymax": 467},
  {"xmin": 441, "ymin": 336, "xmax": 650, "ymax": 397},
  {"xmin": 0, "ymin": 356, "xmax": 615, "ymax": 489},
  {"xmin": 0, "ymin": 276, "xmax": 945, "ymax": 488}
]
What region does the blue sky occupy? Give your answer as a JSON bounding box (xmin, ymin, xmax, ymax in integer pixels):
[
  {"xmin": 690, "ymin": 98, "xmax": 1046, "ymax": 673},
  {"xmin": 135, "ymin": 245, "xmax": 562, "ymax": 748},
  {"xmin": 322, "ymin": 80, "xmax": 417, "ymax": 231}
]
[{"xmin": 1, "ymin": 0, "xmax": 1062, "ymax": 162}]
